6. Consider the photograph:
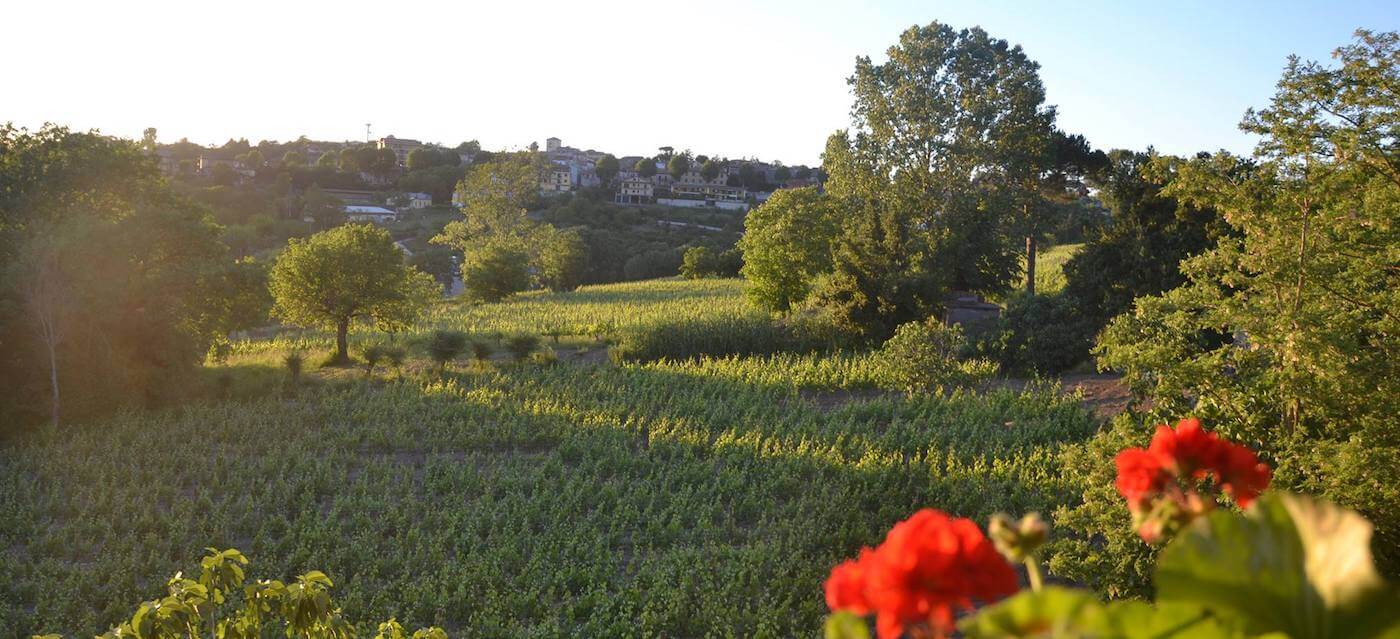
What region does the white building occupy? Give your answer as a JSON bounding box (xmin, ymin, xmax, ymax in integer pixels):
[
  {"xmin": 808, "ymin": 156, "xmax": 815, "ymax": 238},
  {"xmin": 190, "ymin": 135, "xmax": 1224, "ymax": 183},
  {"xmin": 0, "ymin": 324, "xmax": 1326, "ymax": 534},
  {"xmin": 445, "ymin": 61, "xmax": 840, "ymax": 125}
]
[{"xmin": 345, "ymin": 205, "xmax": 398, "ymax": 224}]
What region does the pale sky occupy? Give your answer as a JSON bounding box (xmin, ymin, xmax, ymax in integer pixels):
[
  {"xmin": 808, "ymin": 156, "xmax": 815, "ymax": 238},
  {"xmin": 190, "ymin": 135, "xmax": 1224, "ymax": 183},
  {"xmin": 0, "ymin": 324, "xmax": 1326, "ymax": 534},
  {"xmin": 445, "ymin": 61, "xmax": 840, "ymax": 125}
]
[{"xmin": 5, "ymin": 0, "xmax": 1396, "ymax": 165}]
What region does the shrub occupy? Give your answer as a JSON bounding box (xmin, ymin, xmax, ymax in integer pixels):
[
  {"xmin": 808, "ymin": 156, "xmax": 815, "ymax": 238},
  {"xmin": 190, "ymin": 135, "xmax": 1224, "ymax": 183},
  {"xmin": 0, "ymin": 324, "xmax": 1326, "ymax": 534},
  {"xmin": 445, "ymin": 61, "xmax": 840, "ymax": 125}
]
[
  {"xmin": 609, "ymin": 313, "xmax": 833, "ymax": 363},
  {"xmin": 384, "ymin": 346, "xmax": 406, "ymax": 371},
  {"xmin": 425, "ymin": 330, "xmax": 468, "ymax": 370},
  {"xmin": 505, "ymin": 334, "xmax": 541, "ymax": 362},
  {"xmin": 679, "ymin": 246, "xmax": 718, "ymax": 279},
  {"xmin": 363, "ymin": 344, "xmax": 387, "ymax": 376},
  {"xmin": 469, "ymin": 339, "xmax": 494, "ymax": 363},
  {"xmin": 283, "ymin": 352, "xmax": 303, "ymax": 388},
  {"xmin": 874, "ymin": 320, "xmax": 998, "ymax": 395},
  {"xmin": 973, "ymin": 293, "xmax": 1095, "ymax": 376}
]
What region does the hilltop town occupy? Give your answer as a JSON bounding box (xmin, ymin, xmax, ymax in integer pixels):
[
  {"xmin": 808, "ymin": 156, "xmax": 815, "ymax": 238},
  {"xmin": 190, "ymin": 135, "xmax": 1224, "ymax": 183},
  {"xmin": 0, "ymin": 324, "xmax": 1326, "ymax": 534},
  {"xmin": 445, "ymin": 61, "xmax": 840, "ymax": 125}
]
[{"xmin": 150, "ymin": 132, "xmax": 822, "ymax": 222}]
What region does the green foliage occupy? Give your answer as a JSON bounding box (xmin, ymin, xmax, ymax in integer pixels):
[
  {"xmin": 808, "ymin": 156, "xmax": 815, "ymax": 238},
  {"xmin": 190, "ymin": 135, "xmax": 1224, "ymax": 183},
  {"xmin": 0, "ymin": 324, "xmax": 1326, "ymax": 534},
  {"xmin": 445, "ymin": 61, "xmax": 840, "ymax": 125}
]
[
  {"xmin": 975, "ymin": 293, "xmax": 1095, "ymax": 376},
  {"xmin": 1093, "ymin": 30, "xmax": 1400, "ymax": 573},
  {"xmin": 363, "ymin": 344, "xmax": 388, "ymax": 375},
  {"xmin": 1048, "ymin": 414, "xmax": 1160, "ymax": 599},
  {"xmin": 270, "ymin": 224, "xmax": 438, "ymax": 363},
  {"xmin": 1060, "ymin": 150, "xmax": 1222, "ymax": 328},
  {"xmin": 459, "ymin": 239, "xmax": 531, "ymax": 302},
  {"xmin": 469, "ymin": 339, "xmax": 493, "ymax": 363},
  {"xmin": 609, "ymin": 312, "xmax": 836, "ymax": 364},
  {"xmin": 535, "ymin": 227, "xmax": 588, "ymax": 292},
  {"xmin": 594, "ymin": 154, "xmax": 619, "ymax": 186},
  {"xmin": 504, "ymin": 334, "xmax": 540, "ymax": 362},
  {"xmin": 666, "ymin": 155, "xmax": 690, "ymax": 180},
  {"xmin": 817, "ymin": 22, "xmax": 1057, "ymax": 337},
  {"xmin": 874, "ymin": 320, "xmax": 998, "ymax": 395},
  {"xmin": 0, "ymin": 125, "xmax": 242, "ymax": 425},
  {"xmin": 425, "ymin": 330, "xmax": 468, "ymax": 370},
  {"xmin": 677, "ymin": 246, "xmax": 738, "ymax": 280},
  {"xmin": 738, "ymin": 186, "xmax": 840, "ymax": 312},
  {"xmin": 29, "ymin": 548, "xmax": 442, "ymax": 639}
]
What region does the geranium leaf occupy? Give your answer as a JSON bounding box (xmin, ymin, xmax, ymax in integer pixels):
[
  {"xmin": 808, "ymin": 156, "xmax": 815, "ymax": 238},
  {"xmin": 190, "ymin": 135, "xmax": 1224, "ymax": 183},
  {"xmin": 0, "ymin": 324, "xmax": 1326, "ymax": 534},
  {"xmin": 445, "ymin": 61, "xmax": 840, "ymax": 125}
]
[
  {"xmin": 1155, "ymin": 491, "xmax": 1399, "ymax": 638},
  {"xmin": 959, "ymin": 587, "xmax": 1110, "ymax": 638},
  {"xmin": 824, "ymin": 611, "xmax": 872, "ymax": 639}
]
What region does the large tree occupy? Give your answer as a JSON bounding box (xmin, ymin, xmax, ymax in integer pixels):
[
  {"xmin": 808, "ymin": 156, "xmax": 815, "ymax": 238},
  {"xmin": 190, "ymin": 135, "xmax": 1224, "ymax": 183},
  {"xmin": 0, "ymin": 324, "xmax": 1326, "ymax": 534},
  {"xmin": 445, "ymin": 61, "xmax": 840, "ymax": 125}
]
[
  {"xmin": 816, "ymin": 22, "xmax": 1056, "ymax": 337},
  {"xmin": 635, "ymin": 158, "xmax": 657, "ymax": 178},
  {"xmin": 1091, "ymin": 29, "xmax": 1400, "ymax": 575},
  {"xmin": 1, "ymin": 125, "xmax": 240, "ymax": 424},
  {"xmin": 270, "ymin": 224, "xmax": 437, "ymax": 364}
]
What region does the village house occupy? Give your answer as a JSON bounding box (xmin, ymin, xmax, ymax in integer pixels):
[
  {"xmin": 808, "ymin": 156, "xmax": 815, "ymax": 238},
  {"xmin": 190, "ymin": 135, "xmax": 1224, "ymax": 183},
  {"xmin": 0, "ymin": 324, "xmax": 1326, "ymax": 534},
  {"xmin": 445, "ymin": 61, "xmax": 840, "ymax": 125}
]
[{"xmin": 615, "ymin": 176, "xmax": 654, "ymax": 205}]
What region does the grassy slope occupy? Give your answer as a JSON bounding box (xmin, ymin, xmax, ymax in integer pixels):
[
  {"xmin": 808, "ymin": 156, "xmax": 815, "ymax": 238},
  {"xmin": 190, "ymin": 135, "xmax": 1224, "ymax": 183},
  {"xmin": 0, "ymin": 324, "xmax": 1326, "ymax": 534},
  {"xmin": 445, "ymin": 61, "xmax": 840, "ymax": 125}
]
[
  {"xmin": 0, "ymin": 279, "xmax": 1098, "ymax": 638},
  {"xmin": 1034, "ymin": 243, "xmax": 1082, "ymax": 296}
]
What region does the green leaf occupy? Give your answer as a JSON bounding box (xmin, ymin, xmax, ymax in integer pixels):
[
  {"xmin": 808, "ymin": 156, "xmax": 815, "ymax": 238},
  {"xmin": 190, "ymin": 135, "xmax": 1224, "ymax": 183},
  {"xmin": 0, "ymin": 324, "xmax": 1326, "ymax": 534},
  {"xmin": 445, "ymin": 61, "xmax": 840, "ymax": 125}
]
[
  {"xmin": 1104, "ymin": 601, "xmax": 1242, "ymax": 639},
  {"xmin": 824, "ymin": 611, "xmax": 872, "ymax": 639},
  {"xmin": 960, "ymin": 587, "xmax": 1109, "ymax": 638},
  {"xmin": 1155, "ymin": 491, "xmax": 1399, "ymax": 638}
]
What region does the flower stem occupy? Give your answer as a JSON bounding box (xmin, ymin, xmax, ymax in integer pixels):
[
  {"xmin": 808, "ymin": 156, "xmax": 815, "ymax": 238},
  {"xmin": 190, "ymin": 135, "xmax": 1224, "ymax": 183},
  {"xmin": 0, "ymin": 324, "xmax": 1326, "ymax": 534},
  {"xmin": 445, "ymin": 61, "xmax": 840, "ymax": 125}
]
[{"xmin": 1024, "ymin": 556, "xmax": 1044, "ymax": 592}]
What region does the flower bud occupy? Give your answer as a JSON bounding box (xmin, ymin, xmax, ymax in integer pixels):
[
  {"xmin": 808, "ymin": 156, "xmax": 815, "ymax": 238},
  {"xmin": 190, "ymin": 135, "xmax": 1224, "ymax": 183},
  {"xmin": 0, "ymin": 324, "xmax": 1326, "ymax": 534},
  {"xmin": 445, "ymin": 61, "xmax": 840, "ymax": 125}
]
[{"xmin": 988, "ymin": 512, "xmax": 1048, "ymax": 562}]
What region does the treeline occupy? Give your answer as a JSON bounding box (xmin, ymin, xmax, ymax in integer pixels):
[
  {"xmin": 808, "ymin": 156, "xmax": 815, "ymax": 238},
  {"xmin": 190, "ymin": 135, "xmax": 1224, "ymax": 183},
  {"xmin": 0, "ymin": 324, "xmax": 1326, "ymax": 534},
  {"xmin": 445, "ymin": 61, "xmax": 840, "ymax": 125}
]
[{"xmin": 0, "ymin": 125, "xmax": 273, "ymax": 426}]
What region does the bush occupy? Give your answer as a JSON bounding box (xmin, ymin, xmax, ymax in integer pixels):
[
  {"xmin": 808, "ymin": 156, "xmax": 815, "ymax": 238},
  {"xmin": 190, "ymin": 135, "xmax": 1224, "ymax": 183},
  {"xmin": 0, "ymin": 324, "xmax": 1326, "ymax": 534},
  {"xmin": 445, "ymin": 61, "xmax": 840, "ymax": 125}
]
[
  {"xmin": 874, "ymin": 320, "xmax": 998, "ymax": 395},
  {"xmin": 363, "ymin": 344, "xmax": 387, "ymax": 376},
  {"xmin": 505, "ymin": 334, "xmax": 541, "ymax": 362},
  {"xmin": 609, "ymin": 313, "xmax": 835, "ymax": 363},
  {"xmin": 470, "ymin": 339, "xmax": 494, "ymax": 363},
  {"xmin": 973, "ymin": 293, "xmax": 1095, "ymax": 376},
  {"xmin": 425, "ymin": 330, "xmax": 468, "ymax": 370},
  {"xmin": 461, "ymin": 241, "xmax": 531, "ymax": 302},
  {"xmin": 283, "ymin": 352, "xmax": 303, "ymax": 387}
]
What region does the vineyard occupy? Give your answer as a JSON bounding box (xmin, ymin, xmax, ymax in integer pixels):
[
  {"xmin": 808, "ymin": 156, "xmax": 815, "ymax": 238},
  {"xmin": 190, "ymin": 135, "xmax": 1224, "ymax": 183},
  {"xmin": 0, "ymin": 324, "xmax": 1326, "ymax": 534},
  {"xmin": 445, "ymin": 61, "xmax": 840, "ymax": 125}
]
[{"xmin": 0, "ymin": 277, "xmax": 1102, "ymax": 638}]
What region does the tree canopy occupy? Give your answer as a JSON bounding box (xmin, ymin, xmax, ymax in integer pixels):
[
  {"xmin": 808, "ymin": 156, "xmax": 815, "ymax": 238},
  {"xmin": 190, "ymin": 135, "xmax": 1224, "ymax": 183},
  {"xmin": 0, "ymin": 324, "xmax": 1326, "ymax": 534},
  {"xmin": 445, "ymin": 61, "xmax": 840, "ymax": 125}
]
[{"xmin": 270, "ymin": 224, "xmax": 437, "ymax": 364}]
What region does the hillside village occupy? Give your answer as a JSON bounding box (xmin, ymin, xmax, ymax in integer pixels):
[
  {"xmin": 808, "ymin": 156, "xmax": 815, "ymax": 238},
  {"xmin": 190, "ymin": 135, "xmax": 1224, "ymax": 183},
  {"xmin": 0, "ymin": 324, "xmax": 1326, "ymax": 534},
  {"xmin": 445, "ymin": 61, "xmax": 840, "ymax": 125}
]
[{"xmin": 152, "ymin": 132, "xmax": 823, "ymax": 223}]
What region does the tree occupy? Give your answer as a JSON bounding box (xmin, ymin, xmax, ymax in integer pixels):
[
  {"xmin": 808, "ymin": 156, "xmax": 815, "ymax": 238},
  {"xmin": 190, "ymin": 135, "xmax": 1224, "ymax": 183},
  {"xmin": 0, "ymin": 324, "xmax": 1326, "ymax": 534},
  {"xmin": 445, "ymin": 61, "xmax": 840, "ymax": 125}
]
[
  {"xmin": 679, "ymin": 246, "xmax": 718, "ymax": 279},
  {"xmin": 774, "ymin": 165, "xmax": 791, "ymax": 182},
  {"xmin": 406, "ymin": 148, "xmax": 438, "ymax": 172},
  {"xmin": 460, "ymin": 238, "xmax": 531, "ymax": 302},
  {"xmin": 426, "ymin": 330, "xmax": 468, "ymax": 371},
  {"xmin": 635, "ymin": 158, "xmax": 658, "ymax": 178},
  {"xmin": 700, "ymin": 160, "xmax": 721, "ymax": 182},
  {"xmin": 738, "ymin": 186, "xmax": 841, "ymax": 312},
  {"xmin": 141, "ymin": 127, "xmax": 157, "ymax": 151},
  {"xmin": 409, "ymin": 246, "xmax": 458, "ymax": 293},
  {"xmin": 658, "ymin": 146, "xmax": 674, "ymax": 160},
  {"xmin": 816, "ymin": 22, "xmax": 1055, "ymax": 338},
  {"xmin": 1093, "ymin": 29, "xmax": 1400, "ymax": 574},
  {"xmin": 536, "ymin": 227, "xmax": 588, "ymax": 291},
  {"xmin": 1, "ymin": 125, "xmax": 244, "ymax": 422},
  {"xmin": 667, "ymin": 155, "xmax": 690, "ymax": 180},
  {"xmin": 316, "ymin": 151, "xmax": 338, "ymax": 168},
  {"xmin": 269, "ymin": 224, "xmax": 438, "ymax": 364},
  {"xmin": 339, "ymin": 147, "xmax": 360, "ymax": 172},
  {"xmin": 1061, "ymin": 150, "xmax": 1222, "ymax": 326},
  {"xmin": 210, "ymin": 162, "xmax": 237, "ymax": 186},
  {"xmin": 302, "ymin": 184, "xmax": 345, "ymax": 230},
  {"xmin": 282, "ymin": 150, "xmax": 305, "ymax": 167},
  {"xmin": 240, "ymin": 149, "xmax": 265, "ymax": 172},
  {"xmin": 595, "ymin": 154, "xmax": 620, "ymax": 186}
]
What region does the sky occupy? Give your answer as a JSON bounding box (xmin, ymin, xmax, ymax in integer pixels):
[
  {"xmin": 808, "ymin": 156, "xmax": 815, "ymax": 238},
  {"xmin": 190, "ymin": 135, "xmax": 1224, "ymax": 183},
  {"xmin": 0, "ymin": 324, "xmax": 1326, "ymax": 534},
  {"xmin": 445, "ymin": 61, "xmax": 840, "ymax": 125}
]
[{"xmin": 5, "ymin": 0, "xmax": 1396, "ymax": 166}]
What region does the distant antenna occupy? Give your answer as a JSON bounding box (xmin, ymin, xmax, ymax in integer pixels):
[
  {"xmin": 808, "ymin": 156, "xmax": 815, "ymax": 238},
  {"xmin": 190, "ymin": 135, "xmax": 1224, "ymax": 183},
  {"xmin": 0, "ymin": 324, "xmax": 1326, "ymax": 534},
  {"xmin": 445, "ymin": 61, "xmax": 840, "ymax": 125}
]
[{"xmin": 365, "ymin": 123, "xmax": 372, "ymax": 143}]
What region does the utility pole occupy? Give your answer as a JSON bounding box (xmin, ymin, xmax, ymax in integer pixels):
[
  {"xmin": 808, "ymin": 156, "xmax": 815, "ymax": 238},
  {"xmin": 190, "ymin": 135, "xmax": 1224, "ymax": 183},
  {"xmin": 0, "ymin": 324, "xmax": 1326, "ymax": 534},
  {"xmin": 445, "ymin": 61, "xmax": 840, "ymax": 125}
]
[{"xmin": 365, "ymin": 123, "xmax": 372, "ymax": 144}]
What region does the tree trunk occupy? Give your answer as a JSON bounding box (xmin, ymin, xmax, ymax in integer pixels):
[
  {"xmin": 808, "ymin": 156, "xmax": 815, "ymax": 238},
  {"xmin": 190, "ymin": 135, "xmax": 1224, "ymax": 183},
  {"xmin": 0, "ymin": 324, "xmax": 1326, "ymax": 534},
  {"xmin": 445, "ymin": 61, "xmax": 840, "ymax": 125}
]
[
  {"xmin": 1025, "ymin": 234, "xmax": 1037, "ymax": 296},
  {"xmin": 336, "ymin": 318, "xmax": 349, "ymax": 363},
  {"xmin": 45, "ymin": 331, "xmax": 60, "ymax": 428}
]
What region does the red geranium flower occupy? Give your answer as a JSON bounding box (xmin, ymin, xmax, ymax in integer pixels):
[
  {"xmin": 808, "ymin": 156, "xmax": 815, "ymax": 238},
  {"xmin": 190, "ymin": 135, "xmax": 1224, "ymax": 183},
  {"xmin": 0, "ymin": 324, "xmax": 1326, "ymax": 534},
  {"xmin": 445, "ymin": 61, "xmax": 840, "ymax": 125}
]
[
  {"xmin": 1217, "ymin": 443, "xmax": 1271, "ymax": 507},
  {"xmin": 1114, "ymin": 418, "xmax": 1272, "ymax": 542},
  {"xmin": 1146, "ymin": 417, "xmax": 1225, "ymax": 478},
  {"xmin": 1114, "ymin": 448, "xmax": 1169, "ymax": 511},
  {"xmin": 825, "ymin": 509, "xmax": 1017, "ymax": 639},
  {"xmin": 825, "ymin": 549, "xmax": 874, "ymax": 615}
]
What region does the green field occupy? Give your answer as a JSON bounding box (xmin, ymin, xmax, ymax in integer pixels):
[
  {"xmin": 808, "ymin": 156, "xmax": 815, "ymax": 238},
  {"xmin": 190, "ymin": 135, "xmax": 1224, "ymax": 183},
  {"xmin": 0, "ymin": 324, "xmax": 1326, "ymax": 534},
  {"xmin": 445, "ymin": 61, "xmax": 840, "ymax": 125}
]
[{"xmin": 0, "ymin": 278, "xmax": 1099, "ymax": 637}]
